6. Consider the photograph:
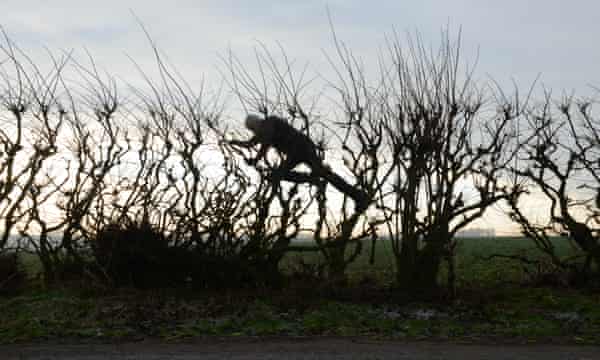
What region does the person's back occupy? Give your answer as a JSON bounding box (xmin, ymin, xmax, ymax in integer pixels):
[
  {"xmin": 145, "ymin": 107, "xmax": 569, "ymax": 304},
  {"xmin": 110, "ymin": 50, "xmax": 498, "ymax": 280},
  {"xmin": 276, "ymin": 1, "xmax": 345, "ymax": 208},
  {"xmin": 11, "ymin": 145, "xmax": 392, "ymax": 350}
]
[{"xmin": 266, "ymin": 116, "xmax": 320, "ymax": 166}]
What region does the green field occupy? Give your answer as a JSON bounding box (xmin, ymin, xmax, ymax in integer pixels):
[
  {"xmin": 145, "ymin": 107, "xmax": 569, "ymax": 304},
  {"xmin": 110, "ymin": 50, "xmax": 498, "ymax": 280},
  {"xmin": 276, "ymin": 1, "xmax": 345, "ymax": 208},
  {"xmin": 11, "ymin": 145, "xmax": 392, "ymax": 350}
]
[
  {"xmin": 285, "ymin": 236, "xmax": 583, "ymax": 286},
  {"xmin": 2, "ymin": 236, "xmax": 598, "ymax": 344}
]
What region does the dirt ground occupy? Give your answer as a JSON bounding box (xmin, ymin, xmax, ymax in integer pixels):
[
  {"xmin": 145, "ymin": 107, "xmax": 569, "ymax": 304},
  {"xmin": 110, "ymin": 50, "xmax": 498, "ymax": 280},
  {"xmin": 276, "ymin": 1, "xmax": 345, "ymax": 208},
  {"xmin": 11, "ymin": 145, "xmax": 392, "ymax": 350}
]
[{"xmin": 1, "ymin": 338, "xmax": 599, "ymax": 360}]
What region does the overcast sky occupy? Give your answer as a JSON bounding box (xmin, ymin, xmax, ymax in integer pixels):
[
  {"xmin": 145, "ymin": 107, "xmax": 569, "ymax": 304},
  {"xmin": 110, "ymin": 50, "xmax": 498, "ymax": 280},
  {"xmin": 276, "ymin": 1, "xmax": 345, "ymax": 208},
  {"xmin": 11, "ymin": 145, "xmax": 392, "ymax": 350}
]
[
  {"xmin": 2, "ymin": 1, "xmax": 598, "ymax": 234},
  {"xmin": 2, "ymin": 0, "xmax": 599, "ymax": 95}
]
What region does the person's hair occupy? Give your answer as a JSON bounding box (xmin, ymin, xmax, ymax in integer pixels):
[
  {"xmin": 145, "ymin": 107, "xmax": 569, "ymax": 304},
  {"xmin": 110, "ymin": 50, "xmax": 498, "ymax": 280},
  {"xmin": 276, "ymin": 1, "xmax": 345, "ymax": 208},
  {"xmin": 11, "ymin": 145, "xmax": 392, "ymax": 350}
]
[{"xmin": 245, "ymin": 114, "xmax": 262, "ymax": 133}]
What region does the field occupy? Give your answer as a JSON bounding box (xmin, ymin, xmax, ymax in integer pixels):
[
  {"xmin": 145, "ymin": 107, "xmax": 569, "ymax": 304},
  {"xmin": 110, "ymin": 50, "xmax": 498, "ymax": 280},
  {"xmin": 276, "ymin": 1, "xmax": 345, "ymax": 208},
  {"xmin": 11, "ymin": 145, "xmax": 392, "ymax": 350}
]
[
  {"xmin": 1, "ymin": 237, "xmax": 599, "ymax": 344},
  {"xmin": 286, "ymin": 236, "xmax": 582, "ymax": 286}
]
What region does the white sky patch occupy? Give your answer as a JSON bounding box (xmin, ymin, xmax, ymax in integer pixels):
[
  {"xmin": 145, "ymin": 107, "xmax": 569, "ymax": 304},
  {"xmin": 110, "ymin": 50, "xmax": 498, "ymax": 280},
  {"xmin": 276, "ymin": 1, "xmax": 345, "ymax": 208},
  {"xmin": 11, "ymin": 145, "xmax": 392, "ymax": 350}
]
[{"xmin": 2, "ymin": 1, "xmax": 598, "ymax": 91}]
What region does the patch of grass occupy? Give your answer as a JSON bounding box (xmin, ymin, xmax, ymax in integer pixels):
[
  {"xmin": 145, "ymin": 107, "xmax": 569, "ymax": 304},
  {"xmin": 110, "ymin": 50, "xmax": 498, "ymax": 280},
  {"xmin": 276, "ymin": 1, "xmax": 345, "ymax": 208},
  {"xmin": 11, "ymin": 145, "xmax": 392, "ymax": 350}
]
[
  {"xmin": 0, "ymin": 291, "xmax": 97, "ymax": 342},
  {"xmin": 2, "ymin": 237, "xmax": 599, "ymax": 344},
  {"xmin": 2, "ymin": 286, "xmax": 599, "ymax": 344}
]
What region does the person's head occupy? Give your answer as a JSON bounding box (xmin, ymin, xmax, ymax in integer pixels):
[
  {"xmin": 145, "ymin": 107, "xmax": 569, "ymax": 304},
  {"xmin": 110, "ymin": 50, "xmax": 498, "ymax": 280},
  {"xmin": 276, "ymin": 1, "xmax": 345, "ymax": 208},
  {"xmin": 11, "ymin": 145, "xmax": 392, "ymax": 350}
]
[{"xmin": 245, "ymin": 114, "xmax": 263, "ymax": 133}]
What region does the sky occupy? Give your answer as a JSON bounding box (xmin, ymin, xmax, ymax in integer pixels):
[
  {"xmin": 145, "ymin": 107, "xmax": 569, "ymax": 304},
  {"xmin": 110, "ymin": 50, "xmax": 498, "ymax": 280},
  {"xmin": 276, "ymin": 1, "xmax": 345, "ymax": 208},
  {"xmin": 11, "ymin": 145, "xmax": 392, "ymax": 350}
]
[
  {"xmin": 1, "ymin": 0, "xmax": 599, "ymax": 235},
  {"xmin": 2, "ymin": 0, "xmax": 599, "ymax": 93}
]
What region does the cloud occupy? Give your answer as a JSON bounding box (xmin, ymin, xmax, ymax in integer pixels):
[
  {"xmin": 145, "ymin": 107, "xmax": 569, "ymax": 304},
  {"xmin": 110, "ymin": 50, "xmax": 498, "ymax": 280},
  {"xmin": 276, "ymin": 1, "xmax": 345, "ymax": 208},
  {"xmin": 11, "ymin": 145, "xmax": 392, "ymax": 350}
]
[{"xmin": 2, "ymin": 0, "xmax": 598, "ymax": 94}]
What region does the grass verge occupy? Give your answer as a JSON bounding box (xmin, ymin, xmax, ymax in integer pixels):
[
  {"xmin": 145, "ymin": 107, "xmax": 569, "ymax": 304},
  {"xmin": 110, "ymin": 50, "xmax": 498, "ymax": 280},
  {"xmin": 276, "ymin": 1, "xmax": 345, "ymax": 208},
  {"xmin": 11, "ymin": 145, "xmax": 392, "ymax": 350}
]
[{"xmin": 1, "ymin": 285, "xmax": 599, "ymax": 344}]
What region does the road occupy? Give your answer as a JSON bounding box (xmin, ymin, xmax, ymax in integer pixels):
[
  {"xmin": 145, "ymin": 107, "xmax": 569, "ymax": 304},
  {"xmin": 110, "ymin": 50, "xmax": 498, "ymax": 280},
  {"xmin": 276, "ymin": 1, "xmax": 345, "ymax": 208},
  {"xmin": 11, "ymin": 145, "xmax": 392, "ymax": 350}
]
[{"xmin": 1, "ymin": 338, "xmax": 599, "ymax": 359}]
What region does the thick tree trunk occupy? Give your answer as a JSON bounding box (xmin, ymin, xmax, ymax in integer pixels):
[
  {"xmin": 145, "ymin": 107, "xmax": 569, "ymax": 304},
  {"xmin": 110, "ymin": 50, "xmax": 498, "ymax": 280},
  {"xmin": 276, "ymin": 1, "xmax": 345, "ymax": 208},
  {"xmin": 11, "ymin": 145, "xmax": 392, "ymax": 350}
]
[
  {"xmin": 414, "ymin": 238, "xmax": 445, "ymax": 292},
  {"xmin": 395, "ymin": 235, "xmax": 418, "ymax": 288},
  {"xmin": 395, "ymin": 233, "xmax": 449, "ymax": 297},
  {"xmin": 326, "ymin": 246, "xmax": 348, "ymax": 285}
]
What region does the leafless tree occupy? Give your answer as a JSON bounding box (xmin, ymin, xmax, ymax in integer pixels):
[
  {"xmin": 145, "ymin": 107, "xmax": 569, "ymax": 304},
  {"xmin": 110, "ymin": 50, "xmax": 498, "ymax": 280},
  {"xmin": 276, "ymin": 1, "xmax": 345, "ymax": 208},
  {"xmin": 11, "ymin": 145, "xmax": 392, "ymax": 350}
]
[
  {"xmin": 118, "ymin": 35, "xmax": 312, "ymax": 286},
  {"xmin": 508, "ymin": 92, "xmax": 599, "ymax": 281},
  {"xmin": 377, "ymin": 30, "xmax": 524, "ymax": 294},
  {"xmin": 0, "ymin": 31, "xmax": 65, "ymax": 255},
  {"xmin": 305, "ymin": 29, "xmax": 392, "ymax": 282},
  {"xmin": 221, "ymin": 37, "xmax": 391, "ymax": 283},
  {"xmin": 17, "ymin": 50, "xmax": 133, "ymax": 281}
]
